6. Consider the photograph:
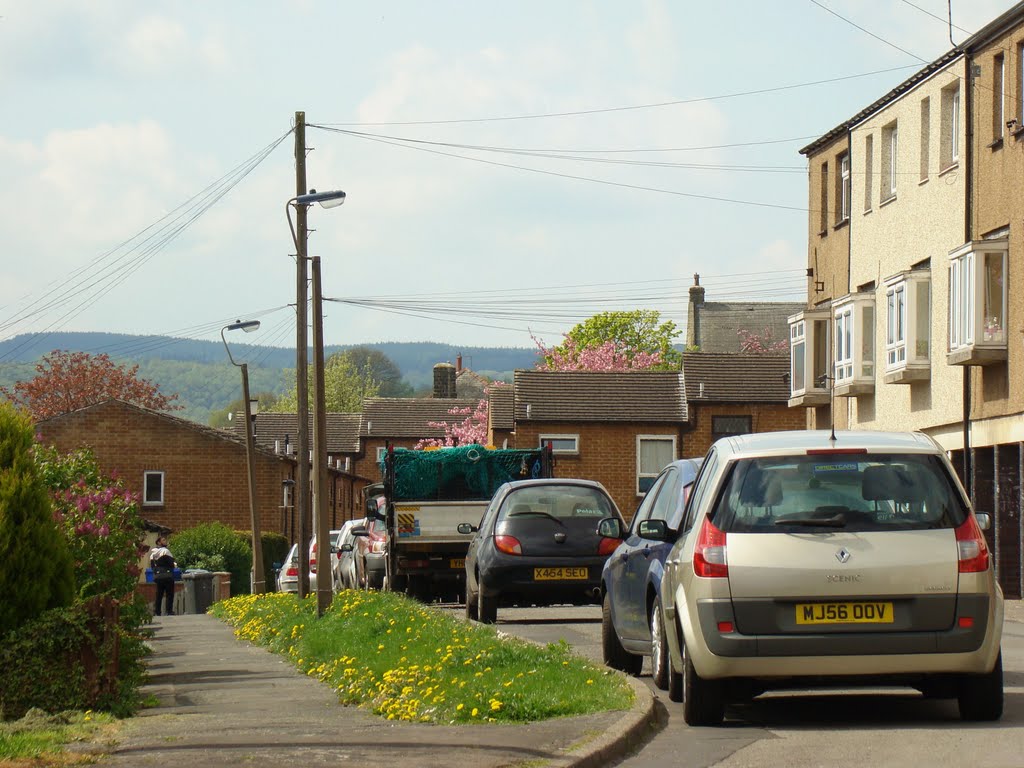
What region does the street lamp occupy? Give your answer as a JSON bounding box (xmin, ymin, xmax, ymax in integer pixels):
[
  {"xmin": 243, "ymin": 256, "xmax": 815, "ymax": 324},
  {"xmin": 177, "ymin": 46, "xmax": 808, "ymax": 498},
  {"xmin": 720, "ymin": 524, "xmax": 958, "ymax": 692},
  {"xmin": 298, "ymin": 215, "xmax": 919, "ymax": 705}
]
[
  {"xmin": 286, "ymin": 187, "xmax": 346, "ymax": 617},
  {"xmin": 221, "ymin": 319, "xmax": 265, "ymax": 594}
]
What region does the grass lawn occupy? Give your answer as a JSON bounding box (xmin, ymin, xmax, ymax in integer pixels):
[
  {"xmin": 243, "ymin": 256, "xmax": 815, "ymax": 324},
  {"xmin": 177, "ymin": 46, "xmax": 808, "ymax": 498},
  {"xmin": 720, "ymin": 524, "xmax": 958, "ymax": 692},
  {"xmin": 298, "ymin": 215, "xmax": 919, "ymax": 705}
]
[
  {"xmin": 211, "ymin": 590, "xmax": 634, "ymax": 723},
  {"xmin": 0, "ymin": 709, "xmax": 115, "ymax": 766}
]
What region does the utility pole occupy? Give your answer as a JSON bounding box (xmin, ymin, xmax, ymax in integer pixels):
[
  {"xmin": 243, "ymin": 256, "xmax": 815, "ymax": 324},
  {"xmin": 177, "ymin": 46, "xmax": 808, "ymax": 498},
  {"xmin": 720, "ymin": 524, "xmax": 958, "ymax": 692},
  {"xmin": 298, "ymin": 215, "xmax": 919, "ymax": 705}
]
[
  {"xmin": 312, "ymin": 256, "xmax": 331, "ymax": 615},
  {"xmin": 240, "ymin": 363, "xmax": 266, "ymax": 593},
  {"xmin": 294, "ymin": 110, "xmax": 311, "ymax": 598}
]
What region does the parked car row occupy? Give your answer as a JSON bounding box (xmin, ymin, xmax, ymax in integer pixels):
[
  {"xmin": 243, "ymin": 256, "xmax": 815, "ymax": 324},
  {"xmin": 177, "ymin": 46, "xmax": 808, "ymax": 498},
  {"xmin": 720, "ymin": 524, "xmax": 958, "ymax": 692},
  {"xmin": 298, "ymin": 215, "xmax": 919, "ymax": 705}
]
[{"xmin": 599, "ymin": 430, "xmax": 1004, "ymax": 726}]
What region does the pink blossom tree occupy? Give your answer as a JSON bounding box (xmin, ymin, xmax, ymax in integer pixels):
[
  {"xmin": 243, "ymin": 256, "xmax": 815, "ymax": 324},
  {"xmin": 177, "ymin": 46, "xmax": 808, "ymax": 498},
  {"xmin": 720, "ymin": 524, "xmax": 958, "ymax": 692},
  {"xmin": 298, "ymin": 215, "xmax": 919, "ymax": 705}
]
[
  {"xmin": 532, "ymin": 335, "xmax": 665, "ymax": 371},
  {"xmin": 415, "ymin": 385, "xmax": 499, "ymax": 448},
  {"xmin": 737, "ymin": 327, "xmax": 789, "ymax": 355}
]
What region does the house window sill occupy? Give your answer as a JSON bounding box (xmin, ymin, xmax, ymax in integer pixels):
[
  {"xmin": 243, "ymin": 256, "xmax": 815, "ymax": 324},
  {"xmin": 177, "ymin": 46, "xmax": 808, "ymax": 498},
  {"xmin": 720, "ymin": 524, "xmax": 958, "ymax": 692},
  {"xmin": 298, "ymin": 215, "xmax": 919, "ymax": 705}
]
[
  {"xmin": 918, "ymin": 176, "xmax": 929, "ymax": 186},
  {"xmin": 939, "ymin": 162, "xmax": 959, "ymax": 177},
  {"xmin": 833, "ymin": 217, "xmax": 849, "ymax": 232},
  {"xmin": 1013, "ymin": 124, "xmax": 1024, "ymax": 140},
  {"xmin": 883, "ymin": 366, "xmax": 930, "ymax": 384},
  {"xmin": 987, "ymin": 137, "xmax": 1004, "ymax": 151},
  {"xmin": 880, "ymin": 193, "xmax": 897, "ymax": 208},
  {"xmin": 833, "ymin": 381, "xmax": 875, "ymax": 397},
  {"xmin": 947, "ymin": 346, "xmax": 1008, "ymax": 366}
]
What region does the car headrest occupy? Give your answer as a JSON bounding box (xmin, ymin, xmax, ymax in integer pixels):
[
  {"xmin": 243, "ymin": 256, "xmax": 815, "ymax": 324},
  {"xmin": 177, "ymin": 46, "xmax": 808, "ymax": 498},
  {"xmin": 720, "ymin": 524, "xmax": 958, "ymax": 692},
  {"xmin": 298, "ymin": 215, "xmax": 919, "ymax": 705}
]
[
  {"xmin": 739, "ymin": 467, "xmax": 783, "ymax": 507},
  {"xmin": 862, "ymin": 465, "xmax": 925, "ymax": 503}
]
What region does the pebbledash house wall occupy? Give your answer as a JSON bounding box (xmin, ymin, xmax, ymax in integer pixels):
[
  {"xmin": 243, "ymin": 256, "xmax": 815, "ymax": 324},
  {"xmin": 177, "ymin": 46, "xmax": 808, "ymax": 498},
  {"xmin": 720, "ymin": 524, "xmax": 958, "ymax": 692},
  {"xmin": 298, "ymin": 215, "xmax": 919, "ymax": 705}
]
[{"xmin": 35, "ymin": 400, "xmax": 294, "ymax": 536}]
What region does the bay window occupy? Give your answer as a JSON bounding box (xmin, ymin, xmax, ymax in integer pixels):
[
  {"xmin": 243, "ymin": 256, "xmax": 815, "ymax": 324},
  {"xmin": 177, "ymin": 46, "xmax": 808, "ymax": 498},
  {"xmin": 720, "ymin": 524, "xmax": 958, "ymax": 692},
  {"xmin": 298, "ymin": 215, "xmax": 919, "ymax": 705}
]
[
  {"xmin": 788, "ymin": 309, "xmax": 830, "ymax": 405},
  {"xmin": 832, "ymin": 293, "xmax": 875, "ymax": 396},
  {"xmin": 947, "ymin": 238, "xmax": 1008, "ymax": 365},
  {"xmin": 883, "ymin": 269, "xmax": 931, "ymax": 382}
]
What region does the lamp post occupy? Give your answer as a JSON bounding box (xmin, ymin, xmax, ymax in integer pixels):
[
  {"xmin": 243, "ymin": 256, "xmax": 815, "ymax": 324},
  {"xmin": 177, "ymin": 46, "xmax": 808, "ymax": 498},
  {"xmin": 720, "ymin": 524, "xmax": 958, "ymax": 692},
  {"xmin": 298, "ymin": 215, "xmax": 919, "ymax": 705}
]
[
  {"xmin": 286, "ymin": 187, "xmax": 346, "ymax": 617},
  {"xmin": 221, "ymin": 319, "xmax": 265, "ymax": 594}
]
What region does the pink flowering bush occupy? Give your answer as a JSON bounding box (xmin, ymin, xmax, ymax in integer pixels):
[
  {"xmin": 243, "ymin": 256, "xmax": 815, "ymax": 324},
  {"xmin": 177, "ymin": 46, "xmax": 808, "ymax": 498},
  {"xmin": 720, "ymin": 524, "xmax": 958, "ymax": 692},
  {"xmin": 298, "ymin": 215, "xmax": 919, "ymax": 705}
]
[{"xmin": 33, "ymin": 444, "xmax": 148, "ymax": 603}]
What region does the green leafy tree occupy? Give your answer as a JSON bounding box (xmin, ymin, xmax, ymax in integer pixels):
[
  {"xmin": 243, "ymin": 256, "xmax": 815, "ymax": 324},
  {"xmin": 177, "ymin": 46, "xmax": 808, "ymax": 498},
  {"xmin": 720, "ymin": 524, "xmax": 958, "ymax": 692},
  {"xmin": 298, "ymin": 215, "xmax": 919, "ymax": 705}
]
[
  {"xmin": 544, "ymin": 310, "xmax": 682, "ymax": 370},
  {"xmin": 338, "ymin": 346, "xmax": 412, "ymax": 397},
  {"xmin": 270, "ymin": 353, "xmax": 380, "ymax": 413},
  {"xmin": 0, "ymin": 403, "xmax": 74, "ymax": 635}
]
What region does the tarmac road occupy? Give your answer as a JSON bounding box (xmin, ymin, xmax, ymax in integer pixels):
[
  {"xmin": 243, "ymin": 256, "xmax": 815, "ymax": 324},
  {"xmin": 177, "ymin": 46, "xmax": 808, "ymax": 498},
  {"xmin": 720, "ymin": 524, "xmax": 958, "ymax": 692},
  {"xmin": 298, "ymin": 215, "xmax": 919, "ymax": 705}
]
[{"xmin": 485, "ymin": 601, "xmax": 1024, "ymax": 768}]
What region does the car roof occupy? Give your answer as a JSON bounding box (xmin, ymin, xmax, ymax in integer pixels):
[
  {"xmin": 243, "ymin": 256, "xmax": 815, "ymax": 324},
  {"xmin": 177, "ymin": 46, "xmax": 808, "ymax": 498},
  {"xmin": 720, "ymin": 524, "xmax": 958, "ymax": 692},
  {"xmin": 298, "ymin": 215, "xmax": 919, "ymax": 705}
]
[
  {"xmin": 503, "ymin": 478, "xmax": 610, "ymax": 492},
  {"xmin": 713, "ymin": 430, "xmax": 942, "ymax": 460}
]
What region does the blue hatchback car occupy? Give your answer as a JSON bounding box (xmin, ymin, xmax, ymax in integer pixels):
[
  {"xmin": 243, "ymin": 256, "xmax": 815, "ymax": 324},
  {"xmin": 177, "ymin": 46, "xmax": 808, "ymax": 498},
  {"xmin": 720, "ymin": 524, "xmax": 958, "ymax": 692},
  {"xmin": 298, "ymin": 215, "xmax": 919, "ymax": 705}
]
[{"xmin": 601, "ymin": 457, "xmax": 703, "ymax": 688}]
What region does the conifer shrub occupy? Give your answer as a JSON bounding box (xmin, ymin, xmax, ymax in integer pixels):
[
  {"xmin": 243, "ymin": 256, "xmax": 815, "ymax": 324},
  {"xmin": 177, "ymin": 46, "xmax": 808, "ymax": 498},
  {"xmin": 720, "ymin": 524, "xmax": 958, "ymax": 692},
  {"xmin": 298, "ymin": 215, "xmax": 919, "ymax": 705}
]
[{"xmin": 0, "ymin": 403, "xmax": 74, "ymax": 636}]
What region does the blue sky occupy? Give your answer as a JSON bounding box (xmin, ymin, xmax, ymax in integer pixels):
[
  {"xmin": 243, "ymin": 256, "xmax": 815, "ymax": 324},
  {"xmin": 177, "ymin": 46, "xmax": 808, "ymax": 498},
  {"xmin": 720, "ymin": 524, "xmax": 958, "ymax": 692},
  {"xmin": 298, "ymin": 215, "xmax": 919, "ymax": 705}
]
[{"xmin": 0, "ymin": 0, "xmax": 1016, "ymax": 356}]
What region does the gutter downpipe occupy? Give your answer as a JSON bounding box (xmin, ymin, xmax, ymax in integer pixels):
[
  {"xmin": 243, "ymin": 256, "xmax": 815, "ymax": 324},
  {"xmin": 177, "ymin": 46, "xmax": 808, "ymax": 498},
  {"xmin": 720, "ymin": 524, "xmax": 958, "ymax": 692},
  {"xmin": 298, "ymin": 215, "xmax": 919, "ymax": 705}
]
[{"xmin": 963, "ymin": 50, "xmax": 974, "ymax": 500}]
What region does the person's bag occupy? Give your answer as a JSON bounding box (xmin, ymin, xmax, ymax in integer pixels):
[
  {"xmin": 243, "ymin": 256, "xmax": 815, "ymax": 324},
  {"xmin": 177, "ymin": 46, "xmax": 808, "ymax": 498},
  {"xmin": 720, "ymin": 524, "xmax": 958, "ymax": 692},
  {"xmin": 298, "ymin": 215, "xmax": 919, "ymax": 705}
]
[{"xmin": 153, "ymin": 565, "xmax": 173, "ymax": 578}]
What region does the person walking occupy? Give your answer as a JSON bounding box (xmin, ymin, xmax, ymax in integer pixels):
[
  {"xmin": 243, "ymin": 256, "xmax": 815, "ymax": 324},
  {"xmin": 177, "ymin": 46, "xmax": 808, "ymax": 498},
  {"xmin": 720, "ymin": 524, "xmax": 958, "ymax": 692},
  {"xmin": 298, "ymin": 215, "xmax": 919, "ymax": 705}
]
[{"xmin": 150, "ymin": 536, "xmax": 177, "ymax": 616}]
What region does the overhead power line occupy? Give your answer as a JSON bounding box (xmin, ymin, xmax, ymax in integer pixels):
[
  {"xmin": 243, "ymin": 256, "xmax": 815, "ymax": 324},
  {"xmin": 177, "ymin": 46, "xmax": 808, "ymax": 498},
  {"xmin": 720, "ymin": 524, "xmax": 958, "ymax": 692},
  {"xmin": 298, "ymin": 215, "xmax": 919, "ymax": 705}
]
[
  {"xmin": 0, "ymin": 130, "xmax": 293, "ymax": 364},
  {"xmin": 315, "ymin": 65, "xmax": 917, "ymax": 126},
  {"xmin": 311, "ymin": 125, "xmax": 808, "ymax": 213}
]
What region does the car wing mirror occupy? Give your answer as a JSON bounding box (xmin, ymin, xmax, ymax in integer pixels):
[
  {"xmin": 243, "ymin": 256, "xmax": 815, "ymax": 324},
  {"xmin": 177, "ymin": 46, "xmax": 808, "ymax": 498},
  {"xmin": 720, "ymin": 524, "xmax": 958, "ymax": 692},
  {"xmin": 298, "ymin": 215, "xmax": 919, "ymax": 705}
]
[
  {"xmin": 341, "ymin": 543, "xmax": 354, "ymax": 552},
  {"xmin": 975, "ymin": 512, "xmax": 992, "ymax": 531},
  {"xmin": 457, "ymin": 523, "xmax": 478, "ymax": 535},
  {"xmin": 597, "ymin": 517, "xmax": 625, "ymax": 539},
  {"xmin": 637, "ymin": 519, "xmax": 670, "ymax": 541}
]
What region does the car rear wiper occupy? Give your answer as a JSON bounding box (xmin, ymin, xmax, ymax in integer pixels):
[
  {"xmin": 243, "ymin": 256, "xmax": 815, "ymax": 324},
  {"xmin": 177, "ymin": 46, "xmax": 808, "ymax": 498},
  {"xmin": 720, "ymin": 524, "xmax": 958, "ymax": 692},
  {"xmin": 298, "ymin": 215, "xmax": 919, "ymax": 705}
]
[{"xmin": 774, "ymin": 515, "xmax": 847, "ymax": 527}]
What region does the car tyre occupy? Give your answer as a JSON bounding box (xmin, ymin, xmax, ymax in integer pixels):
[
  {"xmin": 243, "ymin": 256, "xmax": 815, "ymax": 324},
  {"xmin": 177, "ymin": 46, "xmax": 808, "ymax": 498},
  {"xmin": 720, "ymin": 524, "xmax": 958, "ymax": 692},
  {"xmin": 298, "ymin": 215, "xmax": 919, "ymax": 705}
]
[
  {"xmin": 651, "ymin": 597, "xmax": 670, "ymax": 690},
  {"xmin": 681, "ymin": 635, "xmax": 725, "ymax": 726},
  {"xmin": 465, "ymin": 581, "xmax": 479, "ymax": 621},
  {"xmin": 958, "ymin": 651, "xmax": 1003, "ymax": 722},
  {"xmin": 478, "ymin": 580, "xmax": 498, "ymax": 624},
  {"xmin": 601, "ymin": 592, "xmax": 642, "ymax": 675}
]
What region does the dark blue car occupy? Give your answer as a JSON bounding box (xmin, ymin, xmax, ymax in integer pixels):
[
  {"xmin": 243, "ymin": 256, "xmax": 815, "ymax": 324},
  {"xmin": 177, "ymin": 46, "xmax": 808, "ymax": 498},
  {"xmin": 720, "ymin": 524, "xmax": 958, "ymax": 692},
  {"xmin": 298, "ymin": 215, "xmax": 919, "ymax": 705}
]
[{"xmin": 600, "ymin": 457, "xmax": 703, "ymax": 688}]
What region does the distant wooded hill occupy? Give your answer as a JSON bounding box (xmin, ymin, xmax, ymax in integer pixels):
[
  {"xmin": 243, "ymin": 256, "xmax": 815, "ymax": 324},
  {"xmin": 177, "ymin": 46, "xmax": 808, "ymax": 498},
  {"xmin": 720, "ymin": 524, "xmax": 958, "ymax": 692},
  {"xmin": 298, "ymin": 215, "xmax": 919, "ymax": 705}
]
[{"xmin": 0, "ymin": 333, "xmax": 538, "ymax": 425}]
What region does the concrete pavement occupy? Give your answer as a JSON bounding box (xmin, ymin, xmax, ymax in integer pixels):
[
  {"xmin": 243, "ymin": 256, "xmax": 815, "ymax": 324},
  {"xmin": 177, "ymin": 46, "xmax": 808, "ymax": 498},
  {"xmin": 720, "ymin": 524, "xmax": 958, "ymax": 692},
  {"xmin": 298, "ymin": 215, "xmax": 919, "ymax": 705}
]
[{"xmin": 80, "ymin": 613, "xmax": 658, "ymax": 768}]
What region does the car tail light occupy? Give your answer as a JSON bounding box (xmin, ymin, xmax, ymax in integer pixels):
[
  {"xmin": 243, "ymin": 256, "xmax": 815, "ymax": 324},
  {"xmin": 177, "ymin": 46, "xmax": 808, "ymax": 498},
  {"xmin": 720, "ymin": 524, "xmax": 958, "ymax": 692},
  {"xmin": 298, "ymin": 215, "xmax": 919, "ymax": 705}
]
[
  {"xmin": 309, "ymin": 558, "xmax": 317, "ymax": 574},
  {"xmin": 955, "ymin": 515, "xmax": 990, "ymax": 573},
  {"xmin": 285, "ymin": 566, "xmax": 298, "ymax": 577},
  {"xmin": 494, "ymin": 534, "xmax": 522, "ymax": 555},
  {"xmin": 597, "ymin": 537, "xmax": 622, "ymax": 556},
  {"xmin": 693, "ymin": 517, "xmax": 728, "ymax": 578}
]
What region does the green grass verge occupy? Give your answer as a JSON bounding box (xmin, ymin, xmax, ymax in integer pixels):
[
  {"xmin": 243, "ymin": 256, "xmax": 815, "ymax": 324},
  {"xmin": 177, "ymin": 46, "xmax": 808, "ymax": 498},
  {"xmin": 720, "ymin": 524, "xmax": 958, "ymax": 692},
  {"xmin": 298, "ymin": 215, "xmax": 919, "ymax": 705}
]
[
  {"xmin": 0, "ymin": 708, "xmax": 114, "ymax": 763},
  {"xmin": 211, "ymin": 590, "xmax": 633, "ymax": 723}
]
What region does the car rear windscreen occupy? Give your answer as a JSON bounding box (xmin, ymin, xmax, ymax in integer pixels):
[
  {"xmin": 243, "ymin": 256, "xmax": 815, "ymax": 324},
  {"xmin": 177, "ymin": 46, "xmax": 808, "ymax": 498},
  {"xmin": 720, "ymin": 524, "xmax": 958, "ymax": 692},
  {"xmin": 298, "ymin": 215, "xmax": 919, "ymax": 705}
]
[{"xmin": 708, "ymin": 453, "xmax": 969, "ymax": 533}]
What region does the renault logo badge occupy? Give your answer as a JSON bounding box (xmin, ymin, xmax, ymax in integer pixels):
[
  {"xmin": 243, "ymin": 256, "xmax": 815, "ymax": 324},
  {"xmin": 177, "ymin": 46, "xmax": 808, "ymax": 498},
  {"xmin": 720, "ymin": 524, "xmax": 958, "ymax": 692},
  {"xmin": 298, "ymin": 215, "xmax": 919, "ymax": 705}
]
[{"xmin": 835, "ymin": 548, "xmax": 851, "ymax": 564}]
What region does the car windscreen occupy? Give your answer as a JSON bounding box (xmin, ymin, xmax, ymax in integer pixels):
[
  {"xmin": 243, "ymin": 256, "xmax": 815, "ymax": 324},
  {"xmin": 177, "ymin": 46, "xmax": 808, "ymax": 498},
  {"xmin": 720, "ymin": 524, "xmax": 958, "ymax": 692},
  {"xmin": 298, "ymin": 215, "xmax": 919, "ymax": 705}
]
[
  {"xmin": 497, "ymin": 485, "xmax": 615, "ymax": 526},
  {"xmin": 708, "ymin": 453, "xmax": 969, "ymax": 533}
]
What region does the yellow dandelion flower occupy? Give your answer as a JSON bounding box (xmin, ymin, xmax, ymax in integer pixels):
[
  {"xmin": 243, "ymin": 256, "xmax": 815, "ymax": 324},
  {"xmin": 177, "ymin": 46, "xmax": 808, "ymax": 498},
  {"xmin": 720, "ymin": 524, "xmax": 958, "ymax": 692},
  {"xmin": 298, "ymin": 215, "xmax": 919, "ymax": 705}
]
[{"xmin": 471, "ymin": 707, "xmax": 479, "ymax": 717}]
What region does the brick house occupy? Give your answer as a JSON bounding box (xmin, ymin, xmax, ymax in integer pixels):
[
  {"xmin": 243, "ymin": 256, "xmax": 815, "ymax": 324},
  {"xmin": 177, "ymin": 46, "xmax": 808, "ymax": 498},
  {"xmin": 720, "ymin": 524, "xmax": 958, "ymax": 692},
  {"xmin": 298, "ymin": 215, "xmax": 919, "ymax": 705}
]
[
  {"xmin": 491, "ymin": 370, "xmax": 689, "ymax": 519},
  {"xmin": 34, "ymin": 399, "xmax": 350, "ymax": 541},
  {"xmin": 230, "ymin": 411, "xmax": 367, "ymax": 532},
  {"xmin": 681, "ymin": 352, "xmax": 804, "ymax": 457}
]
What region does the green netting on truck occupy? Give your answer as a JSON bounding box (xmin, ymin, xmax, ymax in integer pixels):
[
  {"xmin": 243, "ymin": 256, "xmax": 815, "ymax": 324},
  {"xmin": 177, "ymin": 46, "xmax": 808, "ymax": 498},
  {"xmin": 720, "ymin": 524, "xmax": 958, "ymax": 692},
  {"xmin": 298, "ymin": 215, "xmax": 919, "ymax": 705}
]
[{"xmin": 381, "ymin": 445, "xmax": 547, "ymax": 501}]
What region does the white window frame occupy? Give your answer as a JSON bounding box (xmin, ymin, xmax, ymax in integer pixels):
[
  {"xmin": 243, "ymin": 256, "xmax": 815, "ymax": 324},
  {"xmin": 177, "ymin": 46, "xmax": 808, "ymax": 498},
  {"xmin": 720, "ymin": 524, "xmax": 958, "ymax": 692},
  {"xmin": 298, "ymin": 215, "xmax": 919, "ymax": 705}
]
[
  {"xmin": 143, "ymin": 470, "xmax": 165, "ymax": 506},
  {"xmin": 884, "ymin": 269, "xmax": 932, "ymax": 377},
  {"xmin": 636, "ymin": 435, "xmax": 677, "ymax": 496},
  {"xmin": 539, "ymin": 434, "xmax": 579, "ymax": 455},
  {"xmin": 832, "ymin": 293, "xmax": 875, "ymax": 391},
  {"xmin": 376, "ymin": 446, "xmax": 388, "ymax": 463},
  {"xmin": 788, "ymin": 309, "xmax": 831, "ymax": 400},
  {"xmin": 839, "ymin": 153, "xmax": 851, "ymax": 222},
  {"xmin": 948, "ymin": 238, "xmax": 1008, "ymax": 355},
  {"xmin": 950, "ymin": 87, "xmax": 960, "ymax": 164},
  {"xmin": 995, "ymin": 54, "xmax": 1005, "ymax": 140},
  {"xmin": 886, "ymin": 283, "xmax": 907, "ymax": 368}
]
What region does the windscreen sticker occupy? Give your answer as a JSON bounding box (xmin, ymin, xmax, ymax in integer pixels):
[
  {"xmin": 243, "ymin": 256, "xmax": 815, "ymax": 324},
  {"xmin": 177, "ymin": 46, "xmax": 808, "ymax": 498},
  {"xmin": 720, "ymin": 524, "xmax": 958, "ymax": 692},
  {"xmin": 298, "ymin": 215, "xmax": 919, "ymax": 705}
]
[{"xmin": 812, "ymin": 462, "xmax": 860, "ymax": 474}]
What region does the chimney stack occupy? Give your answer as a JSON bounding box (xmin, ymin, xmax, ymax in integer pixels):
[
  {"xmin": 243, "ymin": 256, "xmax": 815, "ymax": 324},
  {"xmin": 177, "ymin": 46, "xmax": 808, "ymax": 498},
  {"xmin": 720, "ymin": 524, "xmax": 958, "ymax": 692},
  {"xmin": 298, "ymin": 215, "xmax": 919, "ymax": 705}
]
[
  {"xmin": 433, "ymin": 362, "xmax": 457, "ymax": 399},
  {"xmin": 687, "ymin": 273, "xmax": 705, "ymax": 350}
]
